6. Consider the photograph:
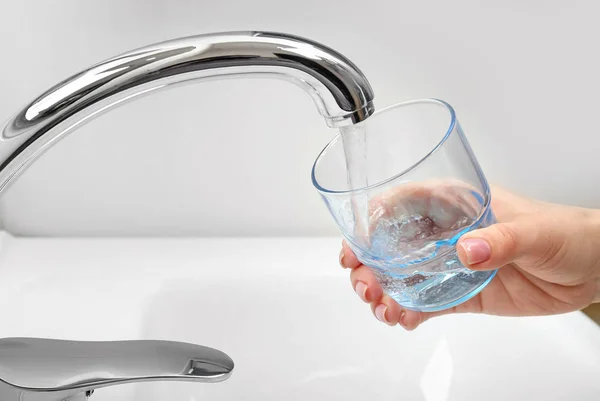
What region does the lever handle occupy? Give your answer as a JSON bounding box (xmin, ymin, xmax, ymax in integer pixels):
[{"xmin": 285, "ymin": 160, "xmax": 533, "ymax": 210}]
[{"xmin": 0, "ymin": 337, "xmax": 234, "ymax": 401}]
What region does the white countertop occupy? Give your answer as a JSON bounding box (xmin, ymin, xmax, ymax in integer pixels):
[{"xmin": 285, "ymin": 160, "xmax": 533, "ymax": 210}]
[{"xmin": 0, "ymin": 233, "xmax": 598, "ymax": 400}]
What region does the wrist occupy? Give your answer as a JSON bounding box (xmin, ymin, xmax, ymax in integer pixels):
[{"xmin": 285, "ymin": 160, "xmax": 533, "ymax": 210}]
[{"xmin": 587, "ymin": 208, "xmax": 600, "ymax": 302}]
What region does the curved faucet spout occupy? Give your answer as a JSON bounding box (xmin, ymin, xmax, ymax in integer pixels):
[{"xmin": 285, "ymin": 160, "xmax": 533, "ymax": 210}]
[{"xmin": 0, "ymin": 31, "xmax": 375, "ymax": 196}]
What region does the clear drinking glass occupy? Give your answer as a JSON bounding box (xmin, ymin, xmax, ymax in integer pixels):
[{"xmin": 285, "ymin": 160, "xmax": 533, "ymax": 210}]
[{"xmin": 312, "ymin": 99, "xmax": 497, "ymax": 312}]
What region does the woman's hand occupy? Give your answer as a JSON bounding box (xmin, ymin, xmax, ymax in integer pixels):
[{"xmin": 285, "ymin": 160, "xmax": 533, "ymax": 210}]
[{"xmin": 340, "ymin": 186, "xmax": 600, "ymax": 330}]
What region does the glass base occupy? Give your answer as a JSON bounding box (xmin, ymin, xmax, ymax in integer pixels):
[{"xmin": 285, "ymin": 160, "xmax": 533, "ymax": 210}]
[{"xmin": 374, "ymin": 268, "xmax": 497, "ymax": 313}]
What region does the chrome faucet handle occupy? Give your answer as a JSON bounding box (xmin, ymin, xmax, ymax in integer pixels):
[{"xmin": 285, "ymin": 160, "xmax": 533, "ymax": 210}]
[{"xmin": 0, "ymin": 337, "xmax": 234, "ymax": 401}]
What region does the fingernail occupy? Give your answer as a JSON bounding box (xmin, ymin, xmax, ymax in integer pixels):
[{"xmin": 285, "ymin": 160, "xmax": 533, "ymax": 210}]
[
  {"xmin": 399, "ymin": 310, "xmax": 407, "ymax": 329},
  {"xmin": 339, "ymin": 249, "xmax": 346, "ymax": 267},
  {"xmin": 375, "ymin": 304, "xmax": 389, "ymax": 324},
  {"xmin": 354, "ymin": 281, "xmax": 368, "ymax": 302},
  {"xmin": 460, "ymin": 238, "xmax": 491, "ymax": 265}
]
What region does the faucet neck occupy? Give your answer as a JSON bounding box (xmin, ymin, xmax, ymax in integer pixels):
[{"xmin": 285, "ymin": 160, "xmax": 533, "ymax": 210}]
[{"xmin": 0, "ymin": 31, "xmax": 374, "ymax": 196}]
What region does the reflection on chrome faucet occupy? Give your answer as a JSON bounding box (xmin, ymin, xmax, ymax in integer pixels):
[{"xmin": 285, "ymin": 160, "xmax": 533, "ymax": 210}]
[{"xmin": 0, "ymin": 31, "xmax": 375, "ymax": 401}]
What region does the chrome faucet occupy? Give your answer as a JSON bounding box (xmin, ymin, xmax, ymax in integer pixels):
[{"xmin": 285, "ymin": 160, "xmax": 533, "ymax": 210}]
[
  {"xmin": 0, "ymin": 338, "xmax": 234, "ymax": 401},
  {"xmin": 0, "ymin": 31, "xmax": 375, "ymax": 400},
  {"xmin": 0, "ymin": 31, "xmax": 374, "ymax": 196}
]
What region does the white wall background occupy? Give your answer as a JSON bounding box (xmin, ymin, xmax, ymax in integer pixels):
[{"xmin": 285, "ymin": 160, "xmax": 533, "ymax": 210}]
[{"xmin": 0, "ymin": 0, "xmax": 598, "ymax": 237}]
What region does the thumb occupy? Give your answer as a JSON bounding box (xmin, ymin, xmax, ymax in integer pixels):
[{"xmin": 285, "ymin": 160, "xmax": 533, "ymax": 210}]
[{"xmin": 456, "ymin": 218, "xmax": 560, "ymax": 271}]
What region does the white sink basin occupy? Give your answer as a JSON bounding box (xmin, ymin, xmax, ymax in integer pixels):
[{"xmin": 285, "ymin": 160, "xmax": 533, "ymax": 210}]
[{"xmin": 0, "ymin": 234, "xmax": 598, "ymax": 400}]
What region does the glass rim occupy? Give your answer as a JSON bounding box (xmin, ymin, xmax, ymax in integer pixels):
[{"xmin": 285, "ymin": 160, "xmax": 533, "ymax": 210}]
[{"xmin": 311, "ymin": 98, "xmax": 457, "ymax": 195}]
